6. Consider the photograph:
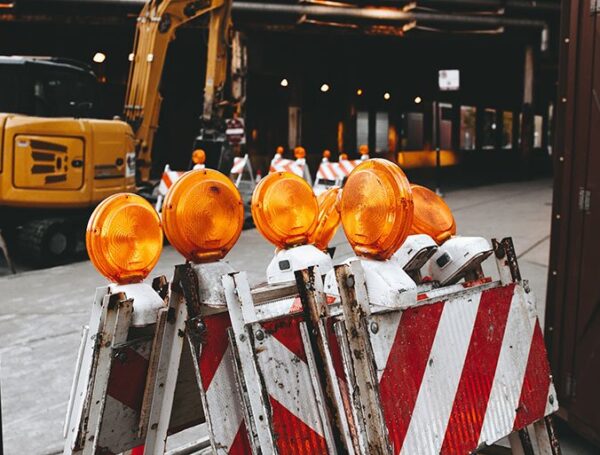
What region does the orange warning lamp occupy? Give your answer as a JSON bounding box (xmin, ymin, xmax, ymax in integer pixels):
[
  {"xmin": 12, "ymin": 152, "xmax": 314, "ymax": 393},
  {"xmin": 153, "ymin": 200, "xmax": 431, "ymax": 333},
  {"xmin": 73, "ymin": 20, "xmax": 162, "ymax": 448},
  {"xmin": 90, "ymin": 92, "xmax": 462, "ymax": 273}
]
[
  {"xmin": 323, "ymin": 150, "xmax": 331, "ymax": 159},
  {"xmin": 410, "ymin": 184, "xmax": 456, "ymax": 245},
  {"xmin": 275, "ymin": 145, "xmax": 284, "ymax": 156},
  {"xmin": 252, "ymin": 172, "xmax": 318, "ymax": 249},
  {"xmin": 294, "ymin": 146, "xmax": 306, "ymax": 159},
  {"xmin": 310, "ymin": 187, "xmax": 341, "ymax": 251},
  {"xmin": 341, "ymin": 159, "xmax": 413, "ymax": 260},
  {"xmin": 86, "ymin": 193, "xmax": 163, "ymax": 284},
  {"xmin": 339, "ymin": 153, "xmax": 348, "ymax": 160},
  {"xmin": 359, "ymin": 144, "xmax": 369, "ymax": 155},
  {"xmin": 192, "ymin": 149, "xmax": 206, "ymax": 165},
  {"xmin": 162, "ymin": 169, "xmax": 244, "ymax": 263}
]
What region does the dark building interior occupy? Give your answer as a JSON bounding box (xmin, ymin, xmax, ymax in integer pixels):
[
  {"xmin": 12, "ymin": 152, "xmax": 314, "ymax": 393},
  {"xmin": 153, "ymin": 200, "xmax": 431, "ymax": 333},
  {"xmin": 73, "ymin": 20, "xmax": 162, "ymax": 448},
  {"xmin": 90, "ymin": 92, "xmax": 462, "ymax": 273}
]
[{"xmin": 0, "ymin": 0, "xmax": 561, "ymax": 186}]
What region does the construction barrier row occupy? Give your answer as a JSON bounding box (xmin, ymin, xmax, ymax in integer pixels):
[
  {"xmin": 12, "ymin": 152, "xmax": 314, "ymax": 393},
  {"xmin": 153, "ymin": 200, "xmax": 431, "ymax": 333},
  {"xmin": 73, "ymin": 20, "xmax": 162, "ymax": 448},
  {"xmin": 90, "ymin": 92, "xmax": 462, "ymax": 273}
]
[
  {"xmin": 155, "ymin": 148, "xmax": 367, "ymax": 213},
  {"xmin": 63, "ymin": 159, "xmax": 561, "ymax": 455}
]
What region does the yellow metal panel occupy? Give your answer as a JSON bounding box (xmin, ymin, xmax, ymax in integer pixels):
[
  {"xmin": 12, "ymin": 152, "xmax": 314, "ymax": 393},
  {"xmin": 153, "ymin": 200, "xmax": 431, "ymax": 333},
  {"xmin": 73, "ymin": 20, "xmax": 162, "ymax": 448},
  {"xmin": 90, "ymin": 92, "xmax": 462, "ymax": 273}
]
[
  {"xmin": 0, "ymin": 115, "xmax": 135, "ymax": 209},
  {"xmin": 13, "ymin": 134, "xmax": 85, "ymax": 190}
]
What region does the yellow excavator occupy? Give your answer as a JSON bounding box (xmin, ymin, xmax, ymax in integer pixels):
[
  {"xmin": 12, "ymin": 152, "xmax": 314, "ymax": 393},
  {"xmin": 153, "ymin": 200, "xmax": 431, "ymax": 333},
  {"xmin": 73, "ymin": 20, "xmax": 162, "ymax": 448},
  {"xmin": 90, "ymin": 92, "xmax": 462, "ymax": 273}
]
[{"xmin": 0, "ymin": 0, "xmax": 233, "ymax": 265}]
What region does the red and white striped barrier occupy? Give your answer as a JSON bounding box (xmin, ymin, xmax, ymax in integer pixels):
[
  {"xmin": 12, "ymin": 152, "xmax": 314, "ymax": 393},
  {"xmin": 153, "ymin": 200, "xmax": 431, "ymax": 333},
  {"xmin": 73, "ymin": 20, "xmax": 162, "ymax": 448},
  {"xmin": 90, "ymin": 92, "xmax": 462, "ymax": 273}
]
[
  {"xmin": 369, "ymin": 283, "xmax": 556, "ymax": 454},
  {"xmin": 269, "ymin": 157, "xmax": 312, "ymax": 185},
  {"xmin": 197, "ymin": 311, "xmax": 251, "ymax": 453},
  {"xmin": 155, "ymin": 165, "xmax": 186, "ymax": 212},
  {"xmin": 230, "ymin": 155, "xmax": 247, "ymax": 175},
  {"xmin": 229, "ymin": 154, "xmax": 255, "ymax": 189},
  {"xmin": 315, "ymin": 159, "xmax": 361, "ymax": 182},
  {"xmin": 64, "ymin": 238, "xmax": 560, "ymax": 454},
  {"xmin": 314, "ymin": 158, "xmax": 362, "ymax": 194}
]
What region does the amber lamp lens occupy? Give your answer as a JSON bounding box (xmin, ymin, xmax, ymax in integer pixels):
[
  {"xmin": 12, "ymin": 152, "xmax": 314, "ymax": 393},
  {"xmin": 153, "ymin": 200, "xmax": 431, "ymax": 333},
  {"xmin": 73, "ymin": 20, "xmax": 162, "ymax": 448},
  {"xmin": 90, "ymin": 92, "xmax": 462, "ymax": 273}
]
[
  {"xmin": 162, "ymin": 169, "xmax": 244, "ymax": 262},
  {"xmin": 294, "ymin": 146, "xmax": 306, "ymax": 159},
  {"xmin": 192, "ymin": 149, "xmax": 206, "ymax": 165},
  {"xmin": 410, "ymin": 184, "xmax": 456, "ymax": 245},
  {"xmin": 86, "ymin": 193, "xmax": 163, "ymax": 284},
  {"xmin": 276, "ymin": 146, "xmax": 284, "ymax": 155},
  {"xmin": 323, "ymin": 150, "xmax": 331, "ymax": 159},
  {"xmin": 309, "ymin": 187, "xmax": 341, "ymax": 251},
  {"xmin": 252, "ymin": 172, "xmax": 318, "ymax": 248},
  {"xmin": 340, "ymin": 159, "xmax": 413, "ymax": 260},
  {"xmin": 340, "ymin": 153, "xmax": 348, "ymax": 160}
]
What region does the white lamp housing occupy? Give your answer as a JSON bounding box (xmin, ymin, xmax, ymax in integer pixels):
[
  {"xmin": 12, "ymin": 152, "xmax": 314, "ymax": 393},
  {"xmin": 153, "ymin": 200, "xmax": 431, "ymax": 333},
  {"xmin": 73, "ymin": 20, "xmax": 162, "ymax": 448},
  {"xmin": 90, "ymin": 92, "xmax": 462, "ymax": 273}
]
[
  {"xmin": 324, "ymin": 256, "xmax": 416, "ymax": 309},
  {"xmin": 392, "ymin": 234, "xmax": 438, "ymax": 273},
  {"xmin": 426, "ymin": 236, "xmax": 492, "ymax": 286},
  {"xmin": 266, "ymin": 244, "xmax": 333, "ymax": 285}
]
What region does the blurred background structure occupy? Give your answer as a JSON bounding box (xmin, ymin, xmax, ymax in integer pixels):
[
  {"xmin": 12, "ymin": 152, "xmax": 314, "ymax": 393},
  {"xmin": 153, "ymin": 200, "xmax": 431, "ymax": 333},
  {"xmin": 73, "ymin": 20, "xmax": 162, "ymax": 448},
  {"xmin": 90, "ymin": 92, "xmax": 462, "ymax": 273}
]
[{"xmin": 0, "ymin": 0, "xmax": 560, "ymax": 184}]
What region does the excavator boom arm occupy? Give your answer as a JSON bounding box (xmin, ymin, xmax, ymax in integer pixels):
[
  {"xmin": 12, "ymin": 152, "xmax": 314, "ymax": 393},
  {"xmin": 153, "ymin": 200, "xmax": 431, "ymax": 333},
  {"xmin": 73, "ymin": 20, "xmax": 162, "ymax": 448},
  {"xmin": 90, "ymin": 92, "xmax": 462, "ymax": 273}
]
[{"xmin": 124, "ymin": 0, "xmax": 232, "ymax": 183}]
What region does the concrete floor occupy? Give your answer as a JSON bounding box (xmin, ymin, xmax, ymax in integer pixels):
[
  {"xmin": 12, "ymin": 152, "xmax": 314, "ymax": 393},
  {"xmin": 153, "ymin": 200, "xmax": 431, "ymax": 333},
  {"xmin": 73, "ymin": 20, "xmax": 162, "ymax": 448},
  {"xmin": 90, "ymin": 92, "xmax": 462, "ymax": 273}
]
[{"xmin": 0, "ymin": 178, "xmax": 596, "ymax": 454}]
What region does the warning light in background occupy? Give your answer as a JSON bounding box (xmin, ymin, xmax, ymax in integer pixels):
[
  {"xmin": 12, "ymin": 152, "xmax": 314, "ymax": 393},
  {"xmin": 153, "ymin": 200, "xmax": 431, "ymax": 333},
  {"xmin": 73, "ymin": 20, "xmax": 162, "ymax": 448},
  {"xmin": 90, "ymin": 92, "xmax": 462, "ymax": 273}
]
[
  {"xmin": 294, "ymin": 146, "xmax": 306, "ymax": 159},
  {"xmin": 252, "ymin": 172, "xmax": 318, "ymax": 249},
  {"xmin": 341, "ymin": 159, "xmax": 413, "ymax": 260},
  {"xmin": 410, "ymin": 184, "xmax": 456, "ymax": 245},
  {"xmin": 162, "ymin": 169, "xmax": 244, "ymax": 263},
  {"xmin": 322, "ymin": 149, "xmax": 331, "ymax": 159},
  {"xmin": 86, "ymin": 193, "xmax": 163, "ymax": 284},
  {"xmin": 310, "ymin": 187, "xmax": 342, "ymax": 251},
  {"xmin": 192, "ymin": 149, "xmax": 206, "ymax": 165}
]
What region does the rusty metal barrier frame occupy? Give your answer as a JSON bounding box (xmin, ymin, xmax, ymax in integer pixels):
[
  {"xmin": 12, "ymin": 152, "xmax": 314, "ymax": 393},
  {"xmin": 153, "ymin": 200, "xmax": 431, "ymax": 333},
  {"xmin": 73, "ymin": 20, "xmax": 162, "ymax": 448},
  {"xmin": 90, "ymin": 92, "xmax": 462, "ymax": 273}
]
[
  {"xmin": 63, "ymin": 237, "xmax": 562, "ymax": 455},
  {"xmin": 63, "ymin": 277, "xmax": 206, "ymax": 455}
]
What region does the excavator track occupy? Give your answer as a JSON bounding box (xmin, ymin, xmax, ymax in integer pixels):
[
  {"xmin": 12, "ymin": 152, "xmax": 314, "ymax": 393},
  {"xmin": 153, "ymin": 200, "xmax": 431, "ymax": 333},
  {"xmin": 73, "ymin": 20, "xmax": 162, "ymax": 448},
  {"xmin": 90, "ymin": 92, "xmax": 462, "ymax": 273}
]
[{"xmin": 16, "ymin": 218, "xmax": 80, "ymax": 266}]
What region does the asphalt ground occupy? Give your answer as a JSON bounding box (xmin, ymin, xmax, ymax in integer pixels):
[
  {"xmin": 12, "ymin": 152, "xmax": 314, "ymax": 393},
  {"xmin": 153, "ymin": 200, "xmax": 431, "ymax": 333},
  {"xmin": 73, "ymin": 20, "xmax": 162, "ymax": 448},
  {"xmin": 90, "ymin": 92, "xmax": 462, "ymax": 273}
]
[{"xmin": 0, "ymin": 178, "xmax": 597, "ymax": 454}]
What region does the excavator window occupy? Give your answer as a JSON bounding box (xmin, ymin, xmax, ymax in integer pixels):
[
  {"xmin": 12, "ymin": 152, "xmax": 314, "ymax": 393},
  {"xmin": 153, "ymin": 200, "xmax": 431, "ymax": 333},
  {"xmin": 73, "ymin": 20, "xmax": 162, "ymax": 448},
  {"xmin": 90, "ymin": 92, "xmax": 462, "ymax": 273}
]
[
  {"xmin": 0, "ymin": 58, "xmax": 97, "ymax": 118},
  {"xmin": 0, "ymin": 66, "xmax": 20, "ymax": 113},
  {"xmin": 30, "ymin": 67, "xmax": 95, "ymax": 118}
]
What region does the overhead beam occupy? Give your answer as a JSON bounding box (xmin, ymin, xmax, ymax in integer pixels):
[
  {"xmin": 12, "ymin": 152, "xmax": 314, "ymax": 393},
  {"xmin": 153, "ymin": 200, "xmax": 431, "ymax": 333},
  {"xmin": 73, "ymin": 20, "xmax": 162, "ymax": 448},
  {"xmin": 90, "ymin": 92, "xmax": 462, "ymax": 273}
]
[{"xmin": 233, "ymin": 2, "xmax": 548, "ymax": 29}]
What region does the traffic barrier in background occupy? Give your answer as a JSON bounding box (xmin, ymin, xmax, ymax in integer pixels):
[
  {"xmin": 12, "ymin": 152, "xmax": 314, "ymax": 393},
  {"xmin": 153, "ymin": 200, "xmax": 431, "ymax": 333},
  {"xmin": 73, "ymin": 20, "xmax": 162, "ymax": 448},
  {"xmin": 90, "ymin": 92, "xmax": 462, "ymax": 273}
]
[
  {"xmin": 269, "ymin": 146, "xmax": 313, "ymax": 185},
  {"xmin": 314, "ymin": 156, "xmax": 362, "ymax": 195},
  {"xmin": 155, "ymin": 165, "xmax": 186, "ymax": 213},
  {"xmin": 229, "ymin": 153, "xmax": 254, "ymax": 187},
  {"xmin": 0, "ymin": 228, "xmax": 15, "ymax": 274},
  {"xmin": 63, "ymin": 162, "xmax": 561, "ymax": 455}
]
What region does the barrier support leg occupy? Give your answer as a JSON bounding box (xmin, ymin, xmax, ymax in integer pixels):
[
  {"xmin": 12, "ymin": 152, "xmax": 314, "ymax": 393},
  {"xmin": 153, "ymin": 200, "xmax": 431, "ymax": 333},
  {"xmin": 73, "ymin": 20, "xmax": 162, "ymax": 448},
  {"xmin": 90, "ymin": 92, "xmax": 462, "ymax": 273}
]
[
  {"xmin": 296, "ymin": 266, "xmax": 355, "ymax": 454},
  {"xmin": 143, "ymin": 283, "xmax": 189, "ymax": 454},
  {"xmin": 222, "ymin": 272, "xmax": 278, "ymax": 454},
  {"xmin": 82, "ymin": 293, "xmax": 133, "ymax": 455},
  {"xmin": 335, "ymin": 262, "xmax": 391, "ymax": 455},
  {"xmin": 493, "ymin": 237, "xmax": 522, "ymax": 285}
]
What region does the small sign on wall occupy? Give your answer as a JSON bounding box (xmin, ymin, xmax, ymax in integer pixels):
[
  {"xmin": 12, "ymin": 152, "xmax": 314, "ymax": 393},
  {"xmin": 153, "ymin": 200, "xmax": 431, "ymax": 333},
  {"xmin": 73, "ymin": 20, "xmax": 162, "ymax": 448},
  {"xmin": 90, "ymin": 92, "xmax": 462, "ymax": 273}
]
[{"xmin": 439, "ymin": 69, "xmax": 460, "ymax": 91}]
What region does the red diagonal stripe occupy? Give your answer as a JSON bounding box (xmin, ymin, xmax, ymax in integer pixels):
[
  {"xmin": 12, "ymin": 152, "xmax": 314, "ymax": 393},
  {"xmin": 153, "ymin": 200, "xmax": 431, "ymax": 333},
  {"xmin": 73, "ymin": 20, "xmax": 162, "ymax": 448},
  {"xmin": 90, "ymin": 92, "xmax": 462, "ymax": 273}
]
[
  {"xmin": 262, "ymin": 315, "xmax": 307, "ymax": 363},
  {"xmin": 270, "ymin": 396, "xmax": 328, "ymax": 454},
  {"xmin": 199, "ymin": 312, "xmax": 232, "ymax": 389},
  {"xmin": 513, "ymin": 321, "xmax": 552, "ymax": 430},
  {"xmin": 162, "ymin": 172, "xmax": 173, "ymax": 189},
  {"xmin": 107, "ymin": 346, "xmax": 149, "ymax": 412},
  {"xmin": 379, "ymin": 301, "xmax": 444, "ymax": 454},
  {"xmin": 229, "ymin": 420, "xmax": 253, "ymax": 454},
  {"xmin": 441, "ymin": 284, "xmax": 514, "ymax": 453}
]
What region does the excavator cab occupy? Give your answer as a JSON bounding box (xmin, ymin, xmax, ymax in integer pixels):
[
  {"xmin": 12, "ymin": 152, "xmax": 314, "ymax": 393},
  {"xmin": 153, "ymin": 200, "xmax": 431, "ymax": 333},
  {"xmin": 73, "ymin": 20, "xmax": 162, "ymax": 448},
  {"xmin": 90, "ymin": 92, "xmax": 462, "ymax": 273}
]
[
  {"xmin": 0, "ymin": 56, "xmax": 98, "ymax": 119},
  {"xmin": 0, "ymin": 57, "xmax": 136, "ymax": 266}
]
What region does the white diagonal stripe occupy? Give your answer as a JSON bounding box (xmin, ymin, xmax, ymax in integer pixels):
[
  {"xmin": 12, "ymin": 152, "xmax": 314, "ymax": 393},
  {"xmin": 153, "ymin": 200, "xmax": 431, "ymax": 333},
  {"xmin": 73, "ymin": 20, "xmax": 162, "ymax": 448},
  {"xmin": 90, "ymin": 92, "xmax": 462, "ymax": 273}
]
[
  {"xmin": 257, "ymin": 334, "xmax": 324, "ymax": 436},
  {"xmin": 231, "ymin": 157, "xmax": 247, "ymax": 174},
  {"xmin": 478, "ymin": 289, "xmax": 536, "ymax": 446},
  {"xmin": 205, "ymin": 345, "xmax": 245, "ymax": 451},
  {"xmin": 370, "ymin": 312, "xmax": 403, "ymax": 382},
  {"xmin": 338, "ymin": 160, "xmax": 355, "ymax": 175},
  {"xmin": 400, "ymin": 293, "xmax": 481, "ymax": 455}
]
